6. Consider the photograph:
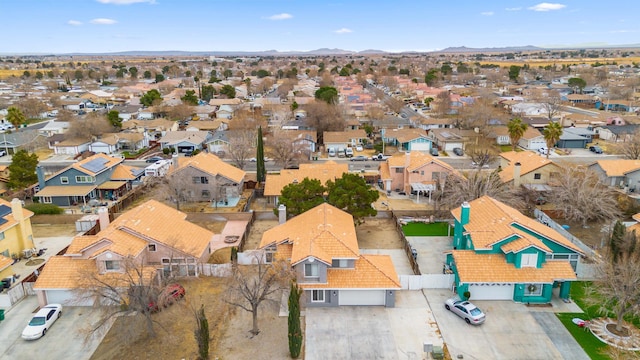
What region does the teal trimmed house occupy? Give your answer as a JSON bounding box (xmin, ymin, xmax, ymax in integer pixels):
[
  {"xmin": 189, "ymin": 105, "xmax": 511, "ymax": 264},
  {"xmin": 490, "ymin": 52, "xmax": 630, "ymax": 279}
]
[{"xmin": 446, "ymin": 196, "xmax": 583, "ymax": 303}]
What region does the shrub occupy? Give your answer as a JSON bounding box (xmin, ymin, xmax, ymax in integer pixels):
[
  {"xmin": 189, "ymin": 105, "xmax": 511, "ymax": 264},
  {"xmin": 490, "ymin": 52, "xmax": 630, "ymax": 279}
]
[{"xmin": 25, "ymin": 203, "xmax": 64, "ymax": 215}]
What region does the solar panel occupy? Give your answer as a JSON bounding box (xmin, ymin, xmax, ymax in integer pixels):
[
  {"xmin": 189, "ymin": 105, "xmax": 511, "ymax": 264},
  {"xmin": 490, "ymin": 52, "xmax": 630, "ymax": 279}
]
[
  {"xmin": 80, "ymin": 159, "xmax": 107, "ymax": 173},
  {"xmin": 0, "ymin": 205, "xmax": 11, "ymax": 218}
]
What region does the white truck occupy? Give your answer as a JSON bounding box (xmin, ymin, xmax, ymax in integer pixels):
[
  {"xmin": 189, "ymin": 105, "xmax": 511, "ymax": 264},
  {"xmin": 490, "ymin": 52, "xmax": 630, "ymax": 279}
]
[{"xmin": 371, "ymin": 153, "xmax": 390, "ymax": 161}]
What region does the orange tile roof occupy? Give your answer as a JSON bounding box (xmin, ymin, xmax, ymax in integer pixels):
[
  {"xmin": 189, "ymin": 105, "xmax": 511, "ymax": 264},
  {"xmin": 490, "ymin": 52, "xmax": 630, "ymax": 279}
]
[
  {"xmin": 260, "ymin": 203, "xmax": 359, "ymax": 265},
  {"xmin": 593, "ymin": 159, "xmax": 640, "ymax": 177},
  {"xmin": 451, "ymin": 196, "xmax": 583, "ymax": 254},
  {"xmin": 264, "ymin": 162, "xmax": 349, "ymax": 196},
  {"xmin": 300, "ymin": 255, "xmax": 400, "ymax": 289},
  {"xmin": 499, "ymin": 151, "xmax": 559, "ymax": 183},
  {"xmin": 323, "ymin": 130, "xmax": 367, "ymax": 144},
  {"xmin": 0, "ymin": 198, "xmax": 34, "ymax": 233},
  {"xmin": 387, "ymin": 151, "xmax": 459, "ymax": 174},
  {"xmin": 452, "ymin": 250, "xmax": 577, "ymax": 283},
  {"xmin": 173, "ymin": 152, "xmax": 245, "ymax": 183},
  {"xmin": 110, "ymin": 164, "xmax": 141, "ymax": 180}
]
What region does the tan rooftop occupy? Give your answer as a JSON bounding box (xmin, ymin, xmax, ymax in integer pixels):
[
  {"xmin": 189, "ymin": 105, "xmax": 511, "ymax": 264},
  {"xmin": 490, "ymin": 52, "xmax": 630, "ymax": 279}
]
[
  {"xmin": 173, "ymin": 152, "xmax": 245, "ymax": 183},
  {"xmin": 264, "ymin": 161, "xmax": 348, "ymax": 196},
  {"xmin": 499, "ymin": 151, "xmax": 559, "ymax": 183},
  {"xmin": 300, "ymin": 255, "xmax": 400, "ymax": 289},
  {"xmin": 593, "ymin": 159, "xmax": 640, "ymax": 177}
]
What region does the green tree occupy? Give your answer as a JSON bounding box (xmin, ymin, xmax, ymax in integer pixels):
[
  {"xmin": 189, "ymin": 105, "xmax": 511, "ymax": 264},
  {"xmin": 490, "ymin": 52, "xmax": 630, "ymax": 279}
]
[
  {"xmin": 425, "ymin": 69, "xmax": 438, "ymax": 86},
  {"xmin": 201, "ymin": 85, "xmax": 216, "ymax": 102},
  {"xmin": 256, "ymin": 69, "xmax": 270, "ymax": 78},
  {"xmin": 74, "ymin": 69, "xmax": 83, "ymax": 81},
  {"xmin": 256, "ymin": 126, "xmax": 266, "ymax": 183},
  {"xmin": 543, "ymin": 122, "xmax": 563, "ymax": 159},
  {"xmin": 314, "ymin": 86, "xmax": 338, "ymax": 104},
  {"xmin": 508, "ymin": 65, "xmax": 521, "ymax": 81},
  {"xmin": 440, "ymin": 64, "xmax": 453, "ymax": 75},
  {"xmin": 128, "ymin": 67, "xmax": 138, "ymax": 79},
  {"xmin": 140, "ymin": 89, "xmax": 162, "ymax": 107},
  {"xmin": 35, "ymin": 71, "xmax": 43, "ymax": 80},
  {"xmin": 107, "ymin": 110, "xmax": 122, "ymax": 128},
  {"xmin": 326, "ymin": 173, "xmax": 379, "ymax": 224},
  {"xmin": 223, "ymin": 69, "xmax": 233, "ymax": 79},
  {"xmin": 276, "ymin": 178, "xmax": 327, "ymax": 218},
  {"xmin": 219, "ymin": 84, "xmax": 236, "ymax": 98},
  {"xmin": 23, "ymin": 70, "xmax": 31, "ymax": 78},
  {"xmin": 290, "ymin": 101, "xmax": 299, "ymax": 112},
  {"xmin": 155, "ymin": 73, "xmax": 165, "ymax": 83},
  {"xmin": 143, "ymin": 70, "xmax": 152, "ymax": 79},
  {"xmin": 609, "ymin": 220, "xmax": 629, "ymax": 264},
  {"xmin": 288, "ymin": 282, "xmax": 303, "ymax": 358},
  {"xmin": 181, "ymin": 90, "xmax": 199, "ymax": 105},
  {"xmin": 6, "ymin": 107, "xmax": 26, "ymax": 130},
  {"xmin": 193, "ymin": 305, "xmax": 209, "ymax": 360},
  {"xmin": 567, "ymin": 77, "xmax": 587, "ymax": 93},
  {"xmin": 507, "ymin": 117, "xmax": 528, "ymax": 151},
  {"xmin": 339, "ymin": 67, "xmax": 350, "ymax": 77},
  {"xmin": 8, "ymin": 150, "xmax": 39, "ymax": 191}
]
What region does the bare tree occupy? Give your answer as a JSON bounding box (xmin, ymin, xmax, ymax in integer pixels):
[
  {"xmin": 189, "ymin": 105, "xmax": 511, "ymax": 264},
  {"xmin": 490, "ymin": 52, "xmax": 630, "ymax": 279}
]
[
  {"xmin": 614, "ymin": 130, "xmax": 640, "ymax": 159},
  {"xmin": 162, "ymin": 172, "xmax": 193, "ymax": 211},
  {"xmin": 384, "ymin": 97, "xmax": 405, "ymax": 114},
  {"xmin": 533, "ymin": 89, "xmax": 563, "ymax": 123},
  {"xmin": 436, "ymin": 90, "xmax": 452, "ymax": 118},
  {"xmin": 165, "ymin": 103, "xmax": 194, "ymax": 121},
  {"xmin": 224, "ymin": 254, "xmax": 292, "ymax": 335},
  {"xmin": 227, "ymin": 129, "xmax": 255, "ymax": 170},
  {"xmin": 304, "ymin": 102, "xmax": 346, "ymax": 144},
  {"xmin": 466, "ymin": 136, "xmax": 499, "ymax": 170},
  {"xmin": 441, "ymin": 170, "xmax": 521, "ymax": 211},
  {"xmin": 366, "ymin": 105, "xmax": 385, "ymax": 120},
  {"xmin": 65, "ymin": 113, "xmax": 112, "ymax": 139},
  {"xmin": 14, "ymin": 98, "xmax": 49, "ymax": 119},
  {"xmin": 550, "ymin": 165, "xmax": 621, "ymax": 227},
  {"xmin": 267, "ymin": 132, "xmax": 306, "ymax": 168}
]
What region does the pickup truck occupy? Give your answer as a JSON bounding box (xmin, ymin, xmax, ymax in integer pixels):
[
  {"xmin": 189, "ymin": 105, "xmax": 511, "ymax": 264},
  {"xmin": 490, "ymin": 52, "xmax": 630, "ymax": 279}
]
[{"xmin": 371, "ymin": 153, "xmax": 390, "ymax": 161}]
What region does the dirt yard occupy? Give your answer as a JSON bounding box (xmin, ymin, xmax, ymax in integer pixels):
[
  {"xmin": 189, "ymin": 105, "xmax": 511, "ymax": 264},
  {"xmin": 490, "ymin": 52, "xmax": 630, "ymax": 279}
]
[
  {"xmin": 31, "ymin": 223, "xmax": 77, "ymax": 237},
  {"xmin": 356, "ymin": 218, "xmax": 403, "ymax": 249},
  {"xmin": 90, "ymin": 277, "xmax": 289, "ymax": 360},
  {"xmin": 243, "ymin": 220, "xmax": 279, "ymax": 250}
]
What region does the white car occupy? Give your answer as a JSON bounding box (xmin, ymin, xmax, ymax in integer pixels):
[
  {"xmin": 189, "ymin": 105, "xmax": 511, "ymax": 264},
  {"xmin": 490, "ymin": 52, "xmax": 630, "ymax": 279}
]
[
  {"xmin": 355, "ymin": 145, "xmax": 363, "ymax": 152},
  {"xmin": 444, "ymin": 297, "xmax": 485, "ymax": 325},
  {"xmin": 22, "ymin": 304, "xmax": 62, "ymax": 340}
]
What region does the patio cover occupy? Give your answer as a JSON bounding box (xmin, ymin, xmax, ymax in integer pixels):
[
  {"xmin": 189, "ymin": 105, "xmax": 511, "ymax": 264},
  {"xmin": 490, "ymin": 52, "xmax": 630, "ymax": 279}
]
[{"xmin": 35, "ymin": 185, "xmax": 96, "ymax": 197}]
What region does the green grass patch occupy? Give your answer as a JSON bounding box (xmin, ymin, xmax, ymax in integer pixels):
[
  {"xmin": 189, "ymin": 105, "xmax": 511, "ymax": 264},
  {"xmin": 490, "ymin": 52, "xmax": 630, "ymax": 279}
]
[
  {"xmin": 556, "ymin": 313, "xmax": 609, "ymax": 360},
  {"xmin": 25, "ymin": 203, "xmax": 64, "ymax": 215},
  {"xmin": 401, "ymin": 222, "xmax": 452, "ymax": 236}
]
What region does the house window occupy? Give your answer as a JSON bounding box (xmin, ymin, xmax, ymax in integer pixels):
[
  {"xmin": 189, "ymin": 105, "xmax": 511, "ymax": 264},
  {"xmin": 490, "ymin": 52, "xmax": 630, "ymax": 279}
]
[
  {"xmin": 521, "ymin": 253, "xmax": 538, "ymax": 268},
  {"xmin": 311, "ymin": 290, "xmax": 325, "ymax": 302},
  {"xmin": 60, "ymin": 177, "xmax": 69, "ymax": 184},
  {"xmin": 534, "ymin": 173, "xmax": 542, "ymax": 180},
  {"xmin": 75, "ymin": 176, "xmax": 94, "ymax": 183},
  {"xmin": 0, "ymin": 232, "xmax": 4, "ymax": 240},
  {"xmin": 105, "ymin": 260, "xmax": 120, "ymax": 271},
  {"xmin": 525, "ymin": 283, "xmax": 543, "ymax": 296},
  {"xmin": 41, "ymin": 196, "xmax": 52, "ymax": 204},
  {"xmin": 148, "ymin": 244, "xmax": 157, "ymax": 252},
  {"xmin": 331, "ymin": 259, "xmax": 349, "ymax": 268},
  {"xmin": 304, "ymin": 263, "xmax": 319, "ymax": 278},
  {"xmin": 395, "ymin": 168, "xmax": 403, "ymax": 174},
  {"xmin": 201, "ymin": 190, "xmax": 210, "ymax": 198},
  {"xmin": 421, "ymin": 171, "xmax": 424, "ymax": 176},
  {"xmin": 193, "ymin": 176, "xmax": 209, "ymax": 184}
]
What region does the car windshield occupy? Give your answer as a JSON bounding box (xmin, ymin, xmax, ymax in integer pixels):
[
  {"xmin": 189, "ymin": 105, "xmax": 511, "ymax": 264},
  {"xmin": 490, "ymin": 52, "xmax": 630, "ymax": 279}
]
[
  {"xmin": 29, "ymin": 316, "xmax": 46, "ymax": 326},
  {"xmin": 469, "ymin": 308, "xmax": 483, "ymax": 316}
]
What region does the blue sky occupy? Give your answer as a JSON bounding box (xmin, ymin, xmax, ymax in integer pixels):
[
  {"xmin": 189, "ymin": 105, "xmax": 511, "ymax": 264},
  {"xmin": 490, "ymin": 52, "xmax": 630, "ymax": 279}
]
[{"xmin": 2, "ymin": 0, "xmax": 639, "ymax": 53}]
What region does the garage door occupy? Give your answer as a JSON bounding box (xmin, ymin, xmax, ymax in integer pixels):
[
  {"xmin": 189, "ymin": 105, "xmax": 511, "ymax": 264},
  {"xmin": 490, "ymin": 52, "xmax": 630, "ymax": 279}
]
[
  {"xmin": 444, "ymin": 143, "xmax": 462, "ymax": 151},
  {"xmin": 467, "ymin": 283, "xmax": 514, "ymax": 300},
  {"xmin": 410, "ymin": 142, "xmax": 430, "ymax": 151},
  {"xmin": 46, "ymin": 290, "xmax": 94, "ymax": 306},
  {"xmin": 339, "ymin": 290, "xmax": 386, "ymax": 306}
]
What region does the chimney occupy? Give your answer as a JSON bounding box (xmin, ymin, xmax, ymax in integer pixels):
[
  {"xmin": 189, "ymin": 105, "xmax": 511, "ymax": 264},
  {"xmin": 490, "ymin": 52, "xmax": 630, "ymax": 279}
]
[
  {"xmin": 513, "ymin": 162, "xmax": 521, "ymax": 187},
  {"xmin": 172, "ymin": 153, "xmax": 179, "ymax": 169},
  {"xmin": 98, "ymin": 206, "xmax": 110, "ymax": 231},
  {"xmin": 10, "ymin": 198, "xmax": 23, "ymax": 222},
  {"xmin": 36, "ymin": 165, "xmax": 46, "ymax": 191},
  {"xmin": 405, "ymin": 151, "xmax": 411, "ymax": 167},
  {"xmin": 460, "ymin": 201, "xmax": 470, "ymax": 226},
  {"xmin": 278, "ymin": 204, "xmax": 287, "ymax": 224}
]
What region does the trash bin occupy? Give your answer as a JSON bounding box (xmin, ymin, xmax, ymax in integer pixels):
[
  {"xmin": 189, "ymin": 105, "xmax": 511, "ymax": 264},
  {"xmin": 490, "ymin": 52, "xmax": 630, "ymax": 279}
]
[{"xmin": 0, "ymin": 309, "xmax": 5, "ymax": 321}]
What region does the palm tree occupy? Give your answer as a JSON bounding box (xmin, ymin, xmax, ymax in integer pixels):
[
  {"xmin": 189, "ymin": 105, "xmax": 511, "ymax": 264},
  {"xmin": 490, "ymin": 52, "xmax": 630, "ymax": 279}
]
[
  {"xmin": 507, "ymin": 117, "xmax": 528, "ymax": 151},
  {"xmin": 543, "ymin": 122, "xmax": 563, "ymax": 159},
  {"xmin": 6, "ymin": 107, "xmax": 26, "ymax": 131}
]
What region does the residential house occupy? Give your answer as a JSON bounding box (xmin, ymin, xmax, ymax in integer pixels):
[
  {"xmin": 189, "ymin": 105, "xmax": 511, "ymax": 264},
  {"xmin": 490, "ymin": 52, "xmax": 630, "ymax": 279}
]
[
  {"xmin": 589, "ymin": 159, "xmax": 640, "ymax": 190},
  {"xmin": 112, "ymin": 104, "xmax": 141, "ymax": 121},
  {"xmin": 264, "ymin": 161, "xmax": 348, "ymax": 205},
  {"xmin": 37, "ymin": 120, "xmax": 69, "ymax": 137},
  {"xmin": 33, "ymin": 200, "xmax": 216, "ymax": 306},
  {"xmin": 427, "ymin": 128, "xmax": 466, "ymax": 151},
  {"xmin": 383, "ymin": 128, "xmax": 433, "ymax": 152},
  {"xmin": 187, "ymin": 119, "xmax": 228, "ymax": 132},
  {"xmin": 416, "ymin": 117, "xmax": 453, "ymax": 131},
  {"xmin": 59, "ymin": 98, "xmax": 89, "ymax": 112},
  {"xmin": 99, "ymin": 163, "xmax": 145, "ymax": 200},
  {"xmin": 323, "ymin": 130, "xmax": 368, "ymax": 152},
  {"xmin": 168, "ymin": 153, "xmax": 246, "ymax": 205},
  {"xmin": 121, "ymin": 118, "xmax": 178, "ymax": 141},
  {"xmin": 0, "ymin": 199, "xmax": 35, "ymax": 280},
  {"xmin": 159, "ymin": 131, "xmax": 211, "ymax": 154},
  {"xmin": 556, "ymin": 127, "xmax": 592, "ymax": 149},
  {"xmin": 53, "ymin": 138, "xmax": 92, "ymax": 156},
  {"xmin": 215, "ymin": 105, "xmax": 234, "ymax": 119},
  {"xmin": 593, "ymin": 125, "xmax": 640, "ymax": 143},
  {"xmin": 260, "ymin": 203, "xmax": 400, "ymax": 307},
  {"xmin": 34, "ymin": 153, "xmax": 125, "ymax": 206},
  {"xmin": 379, "ymin": 151, "xmax": 460, "ymax": 195},
  {"xmin": 518, "ymin": 127, "xmax": 546, "ymax": 151},
  {"xmin": 447, "ymin": 196, "xmax": 583, "ymax": 302},
  {"xmin": 499, "ymin": 151, "xmax": 561, "ymax": 191},
  {"xmin": 206, "ymin": 131, "xmax": 231, "ymax": 155},
  {"xmin": 89, "ymin": 133, "xmax": 148, "ymax": 155},
  {"xmin": 0, "ymin": 129, "xmax": 47, "ymax": 155}
]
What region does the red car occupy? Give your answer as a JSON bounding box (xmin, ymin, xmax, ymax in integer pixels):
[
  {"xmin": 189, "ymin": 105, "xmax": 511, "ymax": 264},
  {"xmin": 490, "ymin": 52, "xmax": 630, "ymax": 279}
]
[{"xmin": 148, "ymin": 283, "xmax": 185, "ymax": 313}]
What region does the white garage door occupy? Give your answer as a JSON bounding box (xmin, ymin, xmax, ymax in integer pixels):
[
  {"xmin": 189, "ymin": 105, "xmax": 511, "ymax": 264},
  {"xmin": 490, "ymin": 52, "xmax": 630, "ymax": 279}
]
[
  {"xmin": 339, "ymin": 290, "xmax": 386, "ymax": 306},
  {"xmin": 467, "ymin": 283, "xmax": 514, "ymax": 300},
  {"xmin": 444, "ymin": 143, "xmax": 463, "ymax": 151},
  {"xmin": 410, "ymin": 142, "xmax": 431, "ymax": 151},
  {"xmin": 46, "ymin": 290, "xmax": 94, "ymax": 306}
]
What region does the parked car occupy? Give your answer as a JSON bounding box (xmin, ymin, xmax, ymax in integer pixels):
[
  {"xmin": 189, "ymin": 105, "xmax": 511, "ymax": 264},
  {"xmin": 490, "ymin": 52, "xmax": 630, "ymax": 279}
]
[
  {"xmin": 22, "ymin": 304, "xmax": 62, "ymax": 340},
  {"xmin": 452, "ymin": 147, "xmax": 464, "ymax": 156},
  {"xmin": 444, "ymin": 296, "xmax": 485, "ymax": 325},
  {"xmin": 145, "ymin": 156, "xmax": 164, "ymax": 163},
  {"xmin": 350, "ymin": 155, "xmax": 367, "ymax": 162},
  {"xmin": 430, "ymin": 148, "xmax": 439, "ymax": 156},
  {"xmin": 589, "ymin": 145, "xmax": 603, "ymax": 154},
  {"xmin": 148, "ymin": 283, "xmax": 186, "ymax": 313},
  {"xmin": 328, "ymin": 148, "xmax": 336, "ymax": 157},
  {"xmin": 345, "ymin": 148, "xmax": 354, "ymax": 158},
  {"xmin": 355, "ymin": 145, "xmax": 363, "ymax": 152},
  {"xmin": 538, "ymin": 147, "xmax": 549, "ymax": 155}
]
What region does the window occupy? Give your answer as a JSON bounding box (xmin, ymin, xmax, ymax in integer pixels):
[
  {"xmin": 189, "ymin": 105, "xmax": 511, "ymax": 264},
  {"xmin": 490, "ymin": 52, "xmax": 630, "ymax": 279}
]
[
  {"xmin": 420, "ymin": 171, "xmax": 424, "ymax": 176},
  {"xmin": 395, "ymin": 168, "xmax": 403, "ymax": 173},
  {"xmin": 0, "ymin": 232, "xmax": 4, "ymax": 240},
  {"xmin": 304, "ymin": 263, "xmax": 319, "ymax": 277},
  {"xmin": 148, "ymin": 244, "xmax": 157, "ymax": 252},
  {"xmin": 311, "ymin": 290, "xmax": 325, "ymax": 302},
  {"xmin": 521, "ymin": 253, "xmax": 538, "ymax": 268},
  {"xmin": 75, "ymin": 176, "xmax": 94, "ymax": 183},
  {"xmin": 331, "ymin": 259, "xmax": 349, "ymax": 268},
  {"xmin": 41, "ymin": 196, "xmax": 52, "ymax": 204},
  {"xmin": 201, "ymin": 190, "xmax": 210, "ymax": 198},
  {"xmin": 200, "ymin": 176, "xmax": 209, "ymax": 184},
  {"xmin": 60, "ymin": 177, "xmax": 69, "ymax": 184},
  {"xmin": 105, "ymin": 260, "xmax": 120, "ymax": 271},
  {"xmin": 525, "ymin": 283, "xmax": 543, "ymax": 296},
  {"xmin": 534, "ymin": 173, "xmax": 542, "ymax": 180}
]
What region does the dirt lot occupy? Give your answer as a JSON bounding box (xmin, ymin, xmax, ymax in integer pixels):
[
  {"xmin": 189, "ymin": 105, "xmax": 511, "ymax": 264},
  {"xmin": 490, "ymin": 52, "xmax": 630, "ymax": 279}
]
[
  {"xmin": 243, "ymin": 220, "xmax": 279, "ymax": 250},
  {"xmin": 90, "ymin": 277, "xmax": 289, "ymax": 360},
  {"xmin": 356, "ymin": 218, "xmax": 403, "ymax": 249},
  {"xmin": 32, "ymin": 223, "xmax": 77, "ymax": 237}
]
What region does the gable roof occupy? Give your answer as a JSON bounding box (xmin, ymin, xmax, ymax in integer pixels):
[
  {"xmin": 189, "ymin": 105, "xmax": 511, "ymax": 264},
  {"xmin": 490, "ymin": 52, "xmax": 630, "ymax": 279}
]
[
  {"xmin": 70, "ymin": 153, "xmax": 124, "ymax": 176},
  {"xmin": 172, "ymin": 152, "xmax": 245, "ymax": 184},
  {"xmin": 385, "ymin": 151, "xmax": 459, "ymax": 174},
  {"xmin": 499, "ymin": 151, "xmax": 559, "ymax": 183},
  {"xmin": 323, "ymin": 130, "xmax": 367, "ymax": 143},
  {"xmin": 521, "ymin": 127, "xmax": 544, "ymax": 140},
  {"xmin": 299, "ymin": 254, "xmax": 401, "ymax": 289},
  {"xmin": 591, "ymin": 159, "xmax": 640, "ymax": 177},
  {"xmin": 264, "ymin": 161, "xmax": 348, "ymax": 196},
  {"xmin": 159, "ymin": 131, "xmax": 209, "ymax": 146},
  {"xmin": 384, "ymin": 128, "xmax": 429, "ymax": 143},
  {"xmin": 110, "ymin": 164, "xmax": 144, "ymax": 181},
  {"xmin": 451, "ymin": 196, "xmax": 583, "ymax": 254}
]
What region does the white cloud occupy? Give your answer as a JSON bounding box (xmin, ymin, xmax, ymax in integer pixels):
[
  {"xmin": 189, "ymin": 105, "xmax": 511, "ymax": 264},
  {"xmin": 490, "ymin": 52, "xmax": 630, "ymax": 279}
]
[
  {"xmin": 90, "ymin": 18, "xmax": 118, "ymax": 25},
  {"xmin": 266, "ymin": 13, "xmax": 293, "ymax": 20},
  {"xmin": 481, "ymin": 11, "xmax": 494, "ymax": 16},
  {"xmin": 528, "ymin": 3, "xmax": 566, "ymax": 12},
  {"xmin": 67, "ymin": 20, "xmax": 82, "ymax": 26},
  {"xmin": 505, "ymin": 7, "xmax": 522, "ymax": 11},
  {"xmin": 333, "ymin": 28, "xmax": 353, "ymax": 34},
  {"xmin": 96, "ymin": 0, "xmax": 155, "ymax": 4}
]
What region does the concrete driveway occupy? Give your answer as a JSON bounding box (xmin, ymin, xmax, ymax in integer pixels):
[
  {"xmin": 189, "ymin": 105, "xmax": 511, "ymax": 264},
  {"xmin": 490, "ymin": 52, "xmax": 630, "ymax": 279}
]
[
  {"xmin": 426, "ymin": 289, "xmax": 589, "ymax": 360},
  {"xmin": 0, "ymin": 296, "xmax": 109, "ymax": 360},
  {"xmin": 305, "ymin": 291, "xmax": 442, "ymax": 360}
]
